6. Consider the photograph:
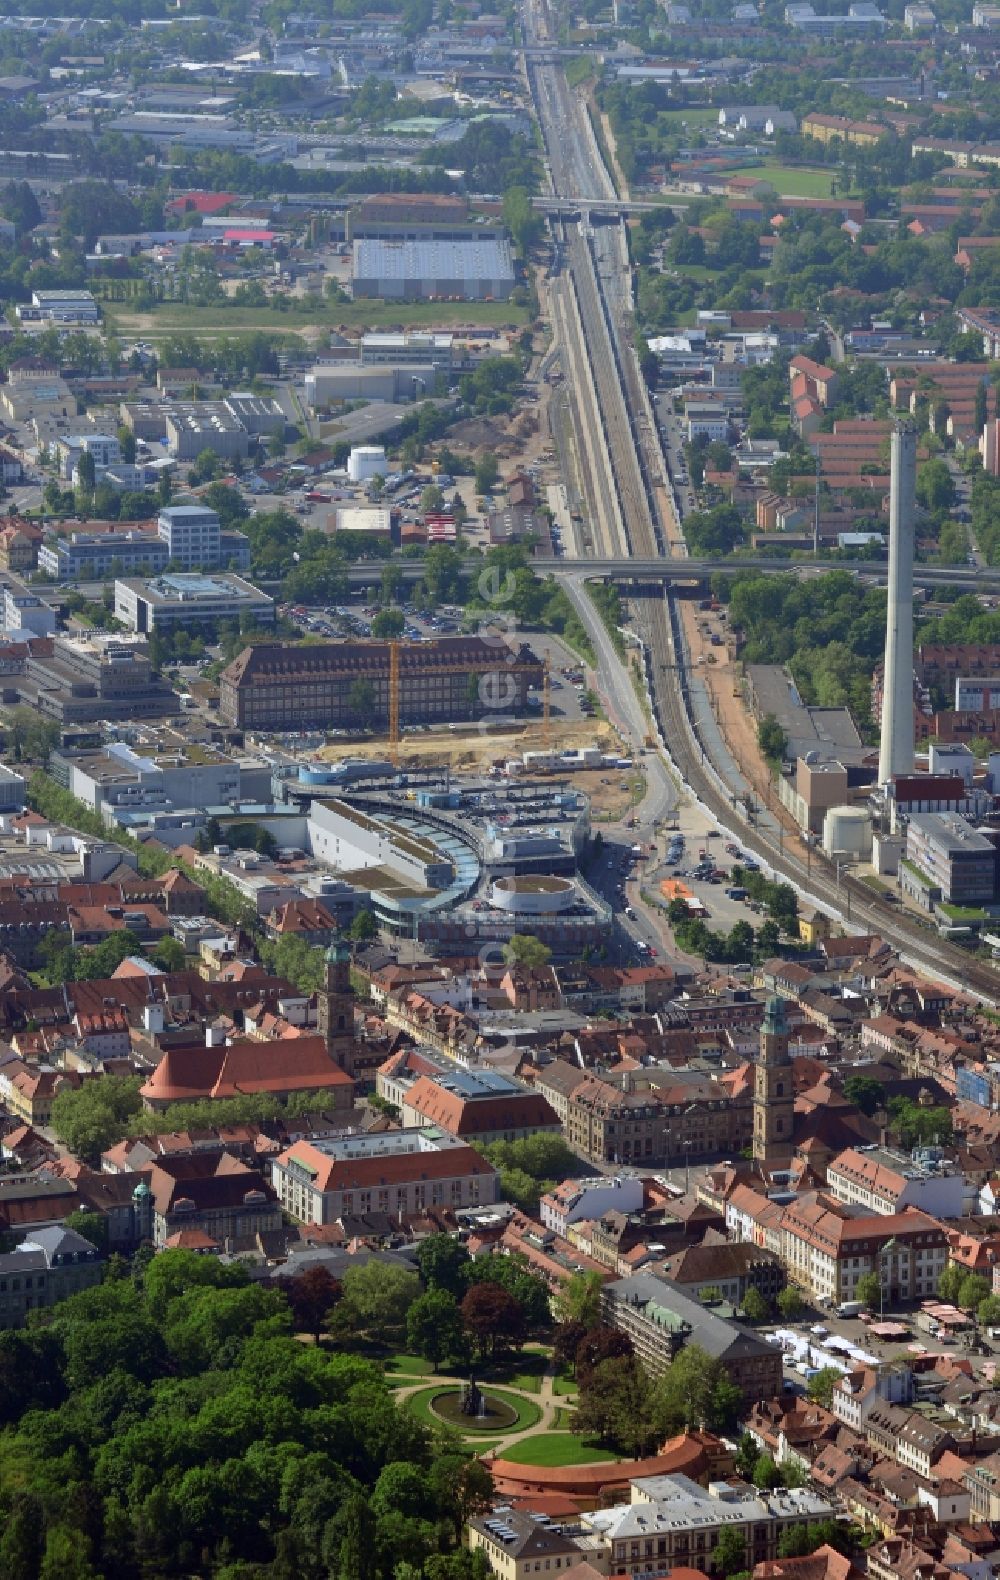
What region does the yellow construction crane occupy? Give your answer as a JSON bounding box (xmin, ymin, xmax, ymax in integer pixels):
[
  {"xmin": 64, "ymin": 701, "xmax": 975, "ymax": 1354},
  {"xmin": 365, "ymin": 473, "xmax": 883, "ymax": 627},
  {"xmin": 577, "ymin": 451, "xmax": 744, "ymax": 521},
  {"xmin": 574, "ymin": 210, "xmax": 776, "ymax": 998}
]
[{"xmin": 387, "ymin": 642, "xmax": 550, "ymax": 764}]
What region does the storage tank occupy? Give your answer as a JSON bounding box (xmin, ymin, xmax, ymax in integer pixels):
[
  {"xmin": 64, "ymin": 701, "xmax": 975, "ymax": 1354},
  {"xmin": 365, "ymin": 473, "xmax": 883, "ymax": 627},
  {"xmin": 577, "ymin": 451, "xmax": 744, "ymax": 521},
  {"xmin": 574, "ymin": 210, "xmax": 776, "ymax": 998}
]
[{"xmin": 822, "ymin": 805, "xmax": 873, "ymax": 860}]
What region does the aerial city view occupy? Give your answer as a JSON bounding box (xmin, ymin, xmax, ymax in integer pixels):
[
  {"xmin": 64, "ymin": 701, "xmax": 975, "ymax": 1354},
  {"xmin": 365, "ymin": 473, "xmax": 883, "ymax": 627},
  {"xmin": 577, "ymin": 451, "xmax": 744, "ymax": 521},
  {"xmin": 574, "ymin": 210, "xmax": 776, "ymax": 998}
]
[{"xmin": 12, "ymin": 0, "xmax": 1000, "ymax": 1573}]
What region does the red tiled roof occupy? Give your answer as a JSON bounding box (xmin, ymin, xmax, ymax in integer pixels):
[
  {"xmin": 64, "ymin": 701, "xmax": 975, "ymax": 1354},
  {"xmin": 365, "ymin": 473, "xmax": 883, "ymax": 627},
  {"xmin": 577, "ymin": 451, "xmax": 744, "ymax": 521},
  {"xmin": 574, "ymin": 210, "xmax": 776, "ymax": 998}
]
[
  {"xmin": 274, "ymin": 1136, "xmax": 496, "ymax": 1194},
  {"xmin": 402, "ymin": 1074, "xmax": 559, "ymax": 1137},
  {"xmin": 140, "ymin": 1035, "xmax": 354, "ymax": 1103},
  {"xmin": 165, "ymin": 190, "xmax": 238, "ymax": 215}
]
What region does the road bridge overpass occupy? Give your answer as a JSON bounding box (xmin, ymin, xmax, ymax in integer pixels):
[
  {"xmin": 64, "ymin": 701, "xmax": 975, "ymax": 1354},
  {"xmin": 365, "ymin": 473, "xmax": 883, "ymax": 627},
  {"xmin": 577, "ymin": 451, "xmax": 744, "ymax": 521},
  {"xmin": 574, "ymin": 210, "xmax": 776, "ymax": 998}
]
[
  {"xmin": 339, "ymin": 555, "xmax": 1000, "ymax": 592},
  {"xmin": 534, "ymin": 196, "xmax": 677, "ymax": 216}
]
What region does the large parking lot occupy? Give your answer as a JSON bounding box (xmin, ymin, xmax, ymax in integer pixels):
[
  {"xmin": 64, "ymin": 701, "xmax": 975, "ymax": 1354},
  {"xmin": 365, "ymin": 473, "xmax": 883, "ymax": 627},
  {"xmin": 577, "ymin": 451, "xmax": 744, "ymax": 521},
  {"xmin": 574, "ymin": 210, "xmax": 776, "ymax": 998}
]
[{"xmin": 655, "ymin": 828, "xmax": 767, "ymax": 934}]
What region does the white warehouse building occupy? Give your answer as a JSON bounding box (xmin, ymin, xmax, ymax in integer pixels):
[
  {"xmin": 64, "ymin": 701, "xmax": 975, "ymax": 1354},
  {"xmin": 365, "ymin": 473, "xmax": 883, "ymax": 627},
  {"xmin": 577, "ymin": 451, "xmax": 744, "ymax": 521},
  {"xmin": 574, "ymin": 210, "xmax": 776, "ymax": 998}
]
[{"xmin": 351, "ymin": 237, "xmax": 515, "ymax": 302}]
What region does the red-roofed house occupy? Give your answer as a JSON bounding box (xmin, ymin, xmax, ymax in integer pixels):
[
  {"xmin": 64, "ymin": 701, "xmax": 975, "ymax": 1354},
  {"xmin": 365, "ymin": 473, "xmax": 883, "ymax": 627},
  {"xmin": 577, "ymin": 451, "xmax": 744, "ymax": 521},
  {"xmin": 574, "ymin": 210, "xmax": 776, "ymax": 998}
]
[
  {"xmin": 754, "ymin": 1544, "xmax": 861, "ymax": 1580},
  {"xmin": 789, "ymin": 353, "xmax": 840, "ymax": 407}
]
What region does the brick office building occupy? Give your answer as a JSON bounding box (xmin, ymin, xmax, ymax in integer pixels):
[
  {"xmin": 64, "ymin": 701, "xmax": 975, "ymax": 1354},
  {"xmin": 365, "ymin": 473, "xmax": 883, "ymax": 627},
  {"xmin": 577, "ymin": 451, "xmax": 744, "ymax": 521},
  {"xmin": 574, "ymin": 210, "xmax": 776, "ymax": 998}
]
[{"xmin": 218, "ymin": 636, "xmax": 544, "ymax": 730}]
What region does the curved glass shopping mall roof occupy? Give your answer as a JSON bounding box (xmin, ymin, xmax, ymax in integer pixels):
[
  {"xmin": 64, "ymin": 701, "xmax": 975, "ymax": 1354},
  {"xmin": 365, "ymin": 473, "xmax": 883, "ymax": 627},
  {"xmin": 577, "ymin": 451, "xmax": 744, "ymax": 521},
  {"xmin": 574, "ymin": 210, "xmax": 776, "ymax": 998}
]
[{"xmin": 368, "ymin": 810, "xmax": 480, "ymax": 923}]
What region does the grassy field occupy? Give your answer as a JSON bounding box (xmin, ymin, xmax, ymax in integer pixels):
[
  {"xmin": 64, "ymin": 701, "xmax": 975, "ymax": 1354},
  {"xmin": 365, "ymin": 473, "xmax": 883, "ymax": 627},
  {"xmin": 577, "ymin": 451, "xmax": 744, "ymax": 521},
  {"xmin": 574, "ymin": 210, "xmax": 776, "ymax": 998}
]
[
  {"xmin": 500, "ymin": 1433, "xmax": 618, "ymax": 1467},
  {"xmin": 493, "ymin": 1350, "xmax": 548, "ymax": 1393},
  {"xmin": 381, "ymin": 1352, "xmax": 434, "ymax": 1378},
  {"xmin": 107, "ymin": 299, "xmax": 529, "ymax": 338},
  {"xmin": 729, "ymin": 163, "xmax": 837, "ymax": 198},
  {"xmin": 657, "ymin": 108, "xmax": 720, "ymax": 129}
]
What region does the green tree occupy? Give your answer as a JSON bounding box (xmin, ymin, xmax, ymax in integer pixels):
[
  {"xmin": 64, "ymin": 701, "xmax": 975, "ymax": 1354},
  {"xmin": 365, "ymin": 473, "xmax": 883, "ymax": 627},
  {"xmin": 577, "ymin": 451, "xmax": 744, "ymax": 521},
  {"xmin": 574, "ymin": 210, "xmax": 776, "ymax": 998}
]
[
  {"xmin": 76, "ymin": 449, "xmax": 96, "ymax": 492},
  {"xmin": 415, "ymin": 1233, "xmax": 471, "ymax": 1297},
  {"xmin": 482, "ymin": 1134, "xmax": 577, "ymax": 1216},
  {"xmin": 63, "ymin": 1210, "xmax": 109, "ymax": 1255},
  {"xmin": 371, "ymin": 608, "xmax": 405, "ymax": 639},
  {"xmin": 474, "ymin": 452, "xmax": 499, "ymax": 494},
  {"xmin": 152, "ymin": 935, "xmax": 186, "ymax": 973},
  {"xmin": 757, "ymin": 714, "xmax": 787, "ymax": 760},
  {"xmin": 959, "ymin": 1273, "xmax": 991, "ymax": 1312},
  {"xmin": 406, "ymin": 1288, "xmax": 466, "ymax": 1371},
  {"xmin": 842, "ymin": 1075, "xmax": 886, "ymax": 1117},
  {"xmin": 714, "ymin": 1526, "xmax": 747, "ymax": 1577},
  {"xmin": 349, "ymin": 908, "xmax": 377, "ymax": 943},
  {"xmin": 380, "ymin": 563, "xmax": 403, "ymax": 605},
  {"xmin": 50, "ymin": 1075, "xmax": 144, "ymax": 1165},
  {"xmin": 916, "ymin": 457, "xmax": 956, "ymax": 515},
  {"xmin": 338, "ymin": 1491, "xmax": 377, "ymax": 1580},
  {"xmin": 806, "ymin": 1366, "xmax": 840, "ymax": 1409},
  {"xmin": 5, "ymin": 707, "xmax": 59, "ymax": 765},
  {"xmin": 553, "ymin": 1270, "xmax": 604, "ymax": 1330},
  {"xmin": 502, "ymin": 933, "xmax": 552, "ymax": 968},
  {"xmin": 259, "ymin": 932, "xmax": 326, "ymax": 993},
  {"xmin": 978, "ymin": 1295, "xmax": 1000, "ymax": 1327},
  {"xmin": 888, "ymin": 1095, "xmax": 952, "ymax": 1149},
  {"xmin": 572, "ymin": 1354, "xmax": 658, "ymax": 1457},
  {"xmin": 734, "ymin": 1431, "xmax": 760, "ymax": 1480},
  {"xmin": 778, "ymin": 1519, "xmax": 853, "ymax": 1559},
  {"xmin": 753, "ymin": 1452, "xmax": 783, "ymax": 1491},
  {"xmin": 856, "ymin": 1271, "xmax": 882, "ymax": 1312},
  {"xmin": 0, "ymin": 1494, "xmax": 44, "ymax": 1580},
  {"xmin": 334, "ymin": 1261, "xmax": 421, "ymax": 1341},
  {"xmin": 776, "ymin": 1286, "xmax": 804, "ymax": 1321},
  {"xmin": 936, "ymin": 1261, "xmax": 965, "ymax": 1304},
  {"xmin": 502, "ymin": 184, "xmax": 542, "ymax": 252},
  {"xmin": 650, "ymin": 1344, "xmax": 738, "ymax": 1435},
  {"xmin": 741, "ymin": 1286, "xmax": 770, "ymax": 1324}
]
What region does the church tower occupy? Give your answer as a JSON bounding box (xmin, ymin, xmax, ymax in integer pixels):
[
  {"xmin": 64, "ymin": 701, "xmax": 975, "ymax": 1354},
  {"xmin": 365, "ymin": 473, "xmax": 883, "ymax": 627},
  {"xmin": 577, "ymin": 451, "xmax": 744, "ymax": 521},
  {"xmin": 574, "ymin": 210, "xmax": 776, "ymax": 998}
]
[
  {"xmin": 753, "ymin": 995, "xmax": 795, "ymax": 1170},
  {"xmin": 318, "ymin": 941, "xmax": 356, "ymax": 1069}
]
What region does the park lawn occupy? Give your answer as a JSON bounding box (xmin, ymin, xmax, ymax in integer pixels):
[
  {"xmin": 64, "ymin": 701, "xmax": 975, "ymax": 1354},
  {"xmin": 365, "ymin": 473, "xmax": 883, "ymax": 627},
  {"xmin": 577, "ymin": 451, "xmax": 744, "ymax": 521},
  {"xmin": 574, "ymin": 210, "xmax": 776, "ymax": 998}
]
[
  {"xmin": 492, "ymin": 1349, "xmax": 548, "ymax": 1392},
  {"xmin": 728, "ymin": 164, "xmax": 837, "ymax": 198},
  {"xmin": 382, "ymin": 1352, "xmax": 435, "ymax": 1377},
  {"xmin": 553, "ymin": 1371, "xmax": 577, "ymax": 1397},
  {"xmin": 670, "ymin": 263, "xmax": 720, "ymax": 281},
  {"xmin": 107, "ymin": 299, "xmax": 529, "ymax": 338},
  {"xmin": 552, "ymin": 1406, "xmax": 577, "ymax": 1429},
  {"xmin": 501, "ymin": 1433, "xmax": 618, "ymax": 1467}
]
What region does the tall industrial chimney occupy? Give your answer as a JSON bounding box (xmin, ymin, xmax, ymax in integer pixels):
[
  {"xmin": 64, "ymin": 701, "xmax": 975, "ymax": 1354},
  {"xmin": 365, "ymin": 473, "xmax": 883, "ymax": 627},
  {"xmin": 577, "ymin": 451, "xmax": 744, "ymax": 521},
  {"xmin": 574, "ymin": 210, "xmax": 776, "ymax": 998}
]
[{"xmin": 878, "ymin": 424, "xmax": 916, "ymax": 786}]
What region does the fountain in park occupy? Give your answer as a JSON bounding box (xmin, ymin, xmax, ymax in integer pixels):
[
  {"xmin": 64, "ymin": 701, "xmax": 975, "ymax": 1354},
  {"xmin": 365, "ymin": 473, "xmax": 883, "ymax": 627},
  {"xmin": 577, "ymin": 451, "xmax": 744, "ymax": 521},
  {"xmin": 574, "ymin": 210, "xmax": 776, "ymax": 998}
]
[{"xmin": 461, "ymin": 1377, "xmax": 489, "ymax": 1420}]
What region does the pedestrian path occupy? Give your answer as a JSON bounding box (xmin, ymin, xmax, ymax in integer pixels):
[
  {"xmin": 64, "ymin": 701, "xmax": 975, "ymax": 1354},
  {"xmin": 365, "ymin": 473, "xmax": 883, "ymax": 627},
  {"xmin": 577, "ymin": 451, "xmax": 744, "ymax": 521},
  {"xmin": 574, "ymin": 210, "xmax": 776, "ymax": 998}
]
[{"xmin": 391, "ymin": 1360, "xmax": 579, "ymax": 1456}]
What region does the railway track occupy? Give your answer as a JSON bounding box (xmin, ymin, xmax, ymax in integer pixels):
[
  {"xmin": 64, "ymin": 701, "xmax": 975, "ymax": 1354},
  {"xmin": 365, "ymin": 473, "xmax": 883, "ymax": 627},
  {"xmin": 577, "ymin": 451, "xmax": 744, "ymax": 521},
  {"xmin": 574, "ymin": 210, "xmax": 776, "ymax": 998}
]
[{"xmin": 523, "ymin": 3, "xmax": 1000, "ymax": 998}]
